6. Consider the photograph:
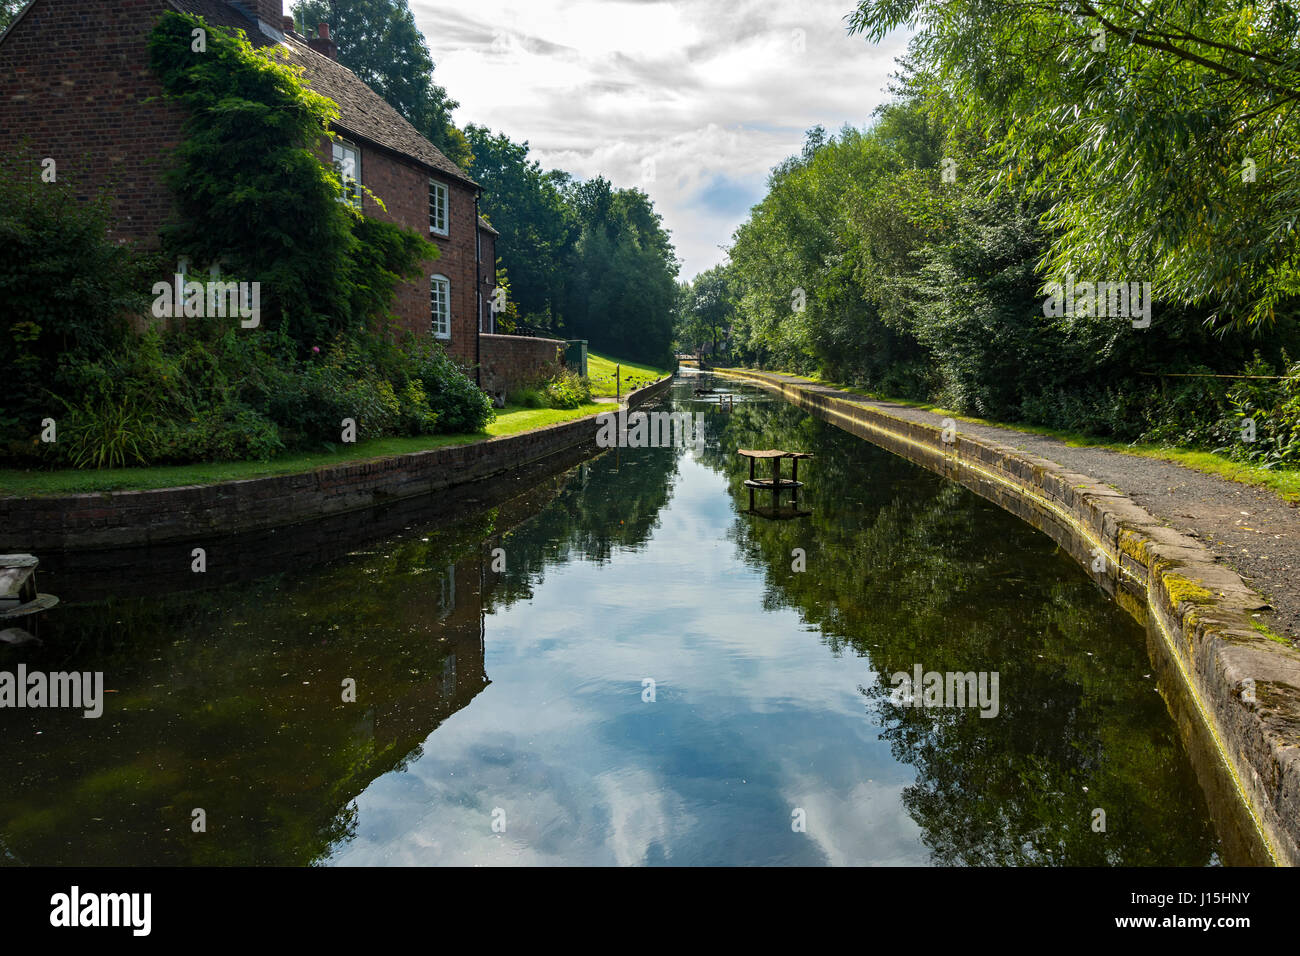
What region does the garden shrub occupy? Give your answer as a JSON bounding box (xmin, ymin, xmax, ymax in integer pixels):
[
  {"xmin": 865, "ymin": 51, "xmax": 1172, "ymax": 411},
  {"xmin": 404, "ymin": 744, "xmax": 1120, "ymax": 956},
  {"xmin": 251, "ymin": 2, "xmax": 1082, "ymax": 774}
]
[
  {"xmin": 406, "ymin": 341, "xmax": 495, "ymax": 432},
  {"xmin": 4, "ymin": 318, "xmax": 496, "ymax": 470},
  {"xmin": 56, "ymin": 398, "xmax": 160, "ymax": 470},
  {"xmin": 0, "ymin": 152, "xmax": 153, "ymax": 453},
  {"xmin": 542, "ymin": 369, "xmax": 592, "ymax": 409},
  {"xmin": 506, "ymin": 370, "xmax": 592, "ymax": 410},
  {"xmin": 398, "ymin": 381, "xmax": 439, "ymax": 436},
  {"xmin": 505, "ymin": 385, "xmax": 547, "ymax": 409},
  {"xmin": 1222, "ymin": 355, "xmax": 1300, "ymax": 467},
  {"xmin": 153, "ymin": 402, "xmax": 283, "ymax": 463}
]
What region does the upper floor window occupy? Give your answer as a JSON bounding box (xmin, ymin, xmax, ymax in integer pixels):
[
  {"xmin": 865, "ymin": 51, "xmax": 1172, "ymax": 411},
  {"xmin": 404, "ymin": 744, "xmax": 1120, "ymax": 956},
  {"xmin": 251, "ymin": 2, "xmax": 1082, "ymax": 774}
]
[
  {"xmin": 429, "ymin": 180, "xmax": 448, "ymax": 236},
  {"xmin": 333, "ymin": 140, "xmax": 361, "ymax": 209},
  {"xmin": 431, "ymin": 274, "xmax": 451, "ymax": 339}
]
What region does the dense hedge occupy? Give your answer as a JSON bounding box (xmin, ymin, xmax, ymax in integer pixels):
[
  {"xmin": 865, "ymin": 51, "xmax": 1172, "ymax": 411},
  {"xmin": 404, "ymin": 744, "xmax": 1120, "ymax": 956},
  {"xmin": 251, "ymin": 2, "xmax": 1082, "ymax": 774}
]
[{"xmin": 38, "ymin": 325, "xmax": 494, "ymax": 468}]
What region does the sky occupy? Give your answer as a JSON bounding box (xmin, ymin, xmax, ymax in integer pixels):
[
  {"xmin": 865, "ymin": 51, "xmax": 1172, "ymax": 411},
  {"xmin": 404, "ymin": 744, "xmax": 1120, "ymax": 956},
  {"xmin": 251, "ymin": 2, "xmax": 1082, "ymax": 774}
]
[{"xmin": 410, "ymin": 0, "xmax": 912, "ymax": 281}]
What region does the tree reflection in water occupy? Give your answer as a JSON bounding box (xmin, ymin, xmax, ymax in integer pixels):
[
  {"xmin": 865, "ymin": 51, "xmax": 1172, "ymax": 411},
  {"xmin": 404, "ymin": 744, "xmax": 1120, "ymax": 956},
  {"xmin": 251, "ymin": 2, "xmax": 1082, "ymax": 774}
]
[{"xmin": 697, "ymin": 388, "xmax": 1219, "ymax": 865}]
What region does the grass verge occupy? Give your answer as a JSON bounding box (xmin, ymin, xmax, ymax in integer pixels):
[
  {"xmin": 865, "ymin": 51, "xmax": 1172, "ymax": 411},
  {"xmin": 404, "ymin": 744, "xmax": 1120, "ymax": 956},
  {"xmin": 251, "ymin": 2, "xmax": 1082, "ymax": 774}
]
[
  {"xmin": 0, "ymin": 403, "xmax": 607, "ymax": 497},
  {"xmin": 587, "ymin": 351, "xmax": 672, "ymax": 398},
  {"xmin": 1253, "ymin": 620, "xmax": 1293, "ymax": 646}
]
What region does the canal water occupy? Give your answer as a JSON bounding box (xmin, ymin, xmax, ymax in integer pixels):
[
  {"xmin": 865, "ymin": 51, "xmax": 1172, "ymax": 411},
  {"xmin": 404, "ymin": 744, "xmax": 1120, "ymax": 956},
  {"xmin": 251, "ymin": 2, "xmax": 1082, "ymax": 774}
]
[{"xmin": 1, "ymin": 377, "xmax": 1223, "ymax": 865}]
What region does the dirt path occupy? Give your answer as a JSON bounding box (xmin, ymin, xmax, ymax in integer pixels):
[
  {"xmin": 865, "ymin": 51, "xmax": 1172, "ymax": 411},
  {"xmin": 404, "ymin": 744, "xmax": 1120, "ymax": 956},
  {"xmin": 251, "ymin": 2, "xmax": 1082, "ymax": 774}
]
[{"xmin": 728, "ymin": 371, "xmax": 1300, "ymax": 643}]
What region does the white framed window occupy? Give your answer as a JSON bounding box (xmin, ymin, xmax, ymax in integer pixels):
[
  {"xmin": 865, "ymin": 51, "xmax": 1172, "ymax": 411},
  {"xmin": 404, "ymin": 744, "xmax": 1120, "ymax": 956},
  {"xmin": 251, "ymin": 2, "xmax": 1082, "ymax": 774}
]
[
  {"xmin": 429, "ymin": 179, "xmax": 448, "ymax": 236},
  {"xmin": 332, "ymin": 139, "xmax": 361, "ymax": 209},
  {"xmin": 431, "ymin": 274, "xmax": 451, "ymax": 339}
]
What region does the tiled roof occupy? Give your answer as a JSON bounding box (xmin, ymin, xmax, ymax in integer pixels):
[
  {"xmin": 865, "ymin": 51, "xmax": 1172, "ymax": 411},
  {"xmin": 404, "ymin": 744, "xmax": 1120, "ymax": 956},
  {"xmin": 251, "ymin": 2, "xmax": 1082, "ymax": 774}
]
[
  {"xmin": 477, "ymin": 216, "xmax": 498, "ymax": 236},
  {"xmin": 169, "ymin": 0, "xmax": 476, "ymax": 188}
]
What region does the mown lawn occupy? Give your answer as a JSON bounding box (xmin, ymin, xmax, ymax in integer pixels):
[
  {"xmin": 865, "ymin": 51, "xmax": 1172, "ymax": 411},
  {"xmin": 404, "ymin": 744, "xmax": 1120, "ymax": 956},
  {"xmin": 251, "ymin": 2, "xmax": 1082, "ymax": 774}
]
[
  {"xmin": 0, "ymin": 403, "xmax": 607, "ymax": 497},
  {"xmin": 586, "ymin": 351, "xmax": 672, "ymax": 398},
  {"xmin": 733, "ymin": 367, "xmax": 1300, "ymax": 503}
]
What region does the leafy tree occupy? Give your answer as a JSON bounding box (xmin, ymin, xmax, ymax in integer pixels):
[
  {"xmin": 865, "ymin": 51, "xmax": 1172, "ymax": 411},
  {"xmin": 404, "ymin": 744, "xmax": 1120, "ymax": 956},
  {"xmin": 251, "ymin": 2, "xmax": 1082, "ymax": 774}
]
[
  {"xmin": 679, "ymin": 265, "xmax": 735, "ymax": 359},
  {"xmin": 729, "ymin": 123, "xmax": 920, "ymax": 384},
  {"xmin": 560, "ymin": 177, "xmax": 679, "ymax": 366},
  {"xmin": 487, "ymin": 260, "xmax": 522, "ymax": 332},
  {"xmin": 464, "ymin": 142, "xmax": 681, "ymax": 364},
  {"xmin": 0, "ymin": 0, "xmax": 25, "ymax": 33},
  {"xmin": 466, "ymin": 125, "xmax": 575, "ymax": 324},
  {"xmin": 719, "ymin": 88, "xmax": 1300, "ymax": 443},
  {"xmin": 292, "ymin": 0, "xmax": 471, "ymax": 168},
  {"xmin": 848, "ymin": 0, "xmax": 1300, "ymax": 324}
]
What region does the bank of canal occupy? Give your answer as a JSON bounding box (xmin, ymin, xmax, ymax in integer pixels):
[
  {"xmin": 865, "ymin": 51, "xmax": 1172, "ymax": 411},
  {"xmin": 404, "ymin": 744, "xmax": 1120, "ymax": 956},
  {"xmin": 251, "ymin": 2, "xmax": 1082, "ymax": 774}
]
[{"xmin": 0, "ymin": 380, "xmax": 1240, "ymax": 864}]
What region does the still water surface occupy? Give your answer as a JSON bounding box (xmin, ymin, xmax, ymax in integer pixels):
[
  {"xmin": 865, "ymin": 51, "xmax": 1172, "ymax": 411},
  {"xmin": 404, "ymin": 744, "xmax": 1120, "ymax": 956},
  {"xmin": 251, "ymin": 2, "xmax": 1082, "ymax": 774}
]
[{"xmin": 1, "ymin": 379, "xmax": 1221, "ymax": 865}]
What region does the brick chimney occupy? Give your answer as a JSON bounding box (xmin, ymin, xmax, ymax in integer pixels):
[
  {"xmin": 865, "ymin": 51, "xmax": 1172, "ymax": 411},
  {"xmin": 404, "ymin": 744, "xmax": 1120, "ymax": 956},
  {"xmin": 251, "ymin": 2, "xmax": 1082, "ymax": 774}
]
[
  {"xmin": 227, "ymin": 1, "xmax": 285, "ymax": 39},
  {"xmin": 253, "ymin": 0, "xmax": 284, "ymax": 31},
  {"xmin": 308, "ymin": 23, "xmax": 338, "ymax": 60}
]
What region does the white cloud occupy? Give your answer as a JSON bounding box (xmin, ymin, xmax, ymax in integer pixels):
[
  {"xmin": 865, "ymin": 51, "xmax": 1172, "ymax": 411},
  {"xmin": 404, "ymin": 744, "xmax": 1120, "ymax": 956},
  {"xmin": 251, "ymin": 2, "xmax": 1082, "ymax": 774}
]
[{"xmin": 413, "ymin": 0, "xmax": 911, "ymax": 279}]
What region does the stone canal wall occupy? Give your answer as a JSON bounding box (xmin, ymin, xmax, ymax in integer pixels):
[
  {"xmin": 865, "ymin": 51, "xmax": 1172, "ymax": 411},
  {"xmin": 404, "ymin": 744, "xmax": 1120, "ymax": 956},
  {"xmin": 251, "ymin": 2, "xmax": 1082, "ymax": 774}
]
[
  {"xmin": 0, "ymin": 375, "xmax": 675, "ymax": 553},
  {"xmin": 719, "ymin": 367, "xmax": 1300, "ymax": 867}
]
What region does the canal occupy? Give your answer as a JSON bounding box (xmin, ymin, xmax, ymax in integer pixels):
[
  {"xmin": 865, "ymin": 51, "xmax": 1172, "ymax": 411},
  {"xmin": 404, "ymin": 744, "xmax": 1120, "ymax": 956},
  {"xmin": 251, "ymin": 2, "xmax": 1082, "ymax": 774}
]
[{"xmin": 0, "ymin": 377, "xmax": 1224, "ymax": 865}]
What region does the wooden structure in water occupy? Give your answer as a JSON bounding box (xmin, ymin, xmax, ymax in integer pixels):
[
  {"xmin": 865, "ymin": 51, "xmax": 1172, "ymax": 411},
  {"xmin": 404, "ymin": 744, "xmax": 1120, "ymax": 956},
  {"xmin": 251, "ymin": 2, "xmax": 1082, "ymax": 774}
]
[
  {"xmin": 695, "ymin": 387, "xmax": 735, "ymax": 410},
  {"xmin": 0, "ymin": 554, "xmax": 58, "ymax": 620},
  {"xmin": 737, "ymin": 449, "xmax": 813, "ymax": 519}
]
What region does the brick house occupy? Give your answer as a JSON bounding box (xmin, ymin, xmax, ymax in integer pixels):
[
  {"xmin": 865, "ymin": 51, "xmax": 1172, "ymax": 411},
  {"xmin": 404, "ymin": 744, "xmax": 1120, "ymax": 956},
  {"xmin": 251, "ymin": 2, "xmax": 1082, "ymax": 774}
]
[{"xmin": 0, "ymin": 0, "xmax": 564, "ymax": 394}]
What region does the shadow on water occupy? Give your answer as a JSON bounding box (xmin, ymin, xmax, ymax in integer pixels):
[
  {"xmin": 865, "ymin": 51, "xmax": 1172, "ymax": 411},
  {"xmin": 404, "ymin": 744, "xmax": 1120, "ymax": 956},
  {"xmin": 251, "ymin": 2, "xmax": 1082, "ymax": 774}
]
[{"xmin": 0, "ymin": 378, "xmax": 1232, "ymax": 864}]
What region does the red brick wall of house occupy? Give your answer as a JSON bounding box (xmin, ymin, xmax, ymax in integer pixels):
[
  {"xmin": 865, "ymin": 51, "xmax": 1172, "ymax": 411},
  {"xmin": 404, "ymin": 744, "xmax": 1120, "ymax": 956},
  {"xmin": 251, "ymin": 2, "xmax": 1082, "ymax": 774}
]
[
  {"xmin": 0, "ymin": 0, "xmax": 184, "ymax": 243},
  {"xmin": 327, "ymin": 137, "xmax": 480, "ymax": 366}
]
